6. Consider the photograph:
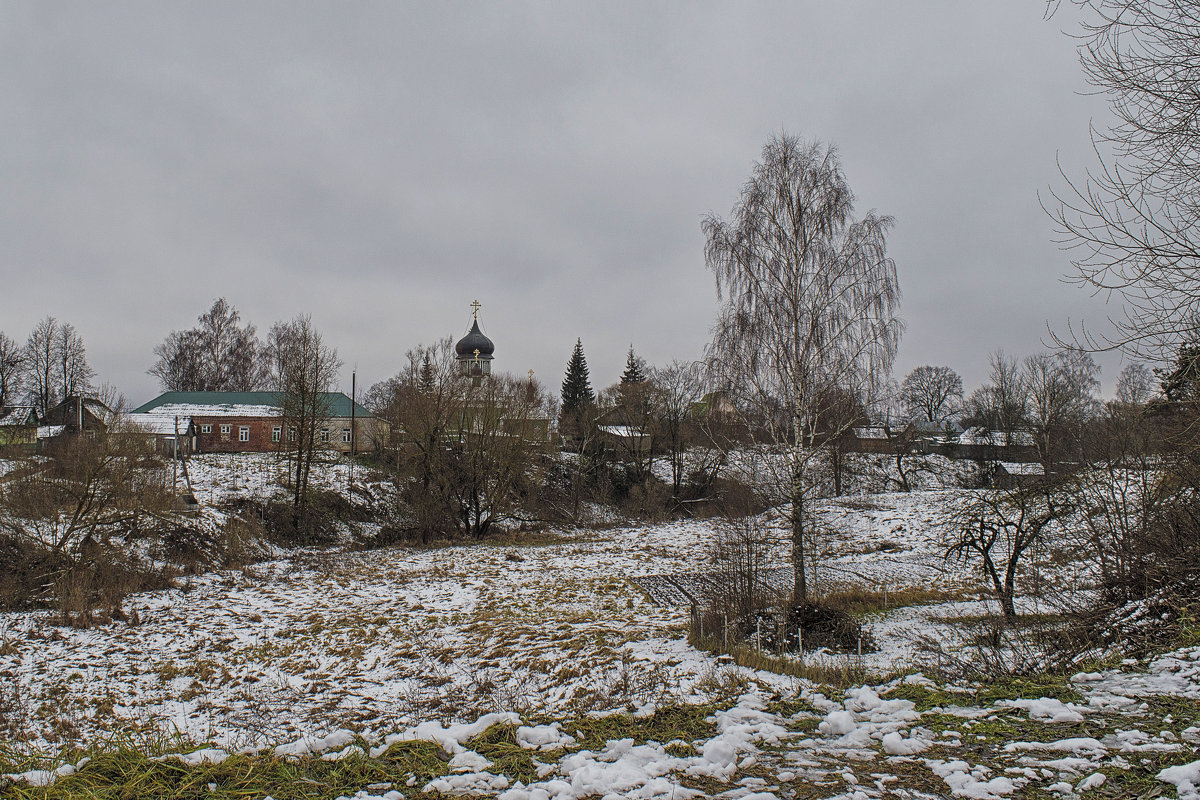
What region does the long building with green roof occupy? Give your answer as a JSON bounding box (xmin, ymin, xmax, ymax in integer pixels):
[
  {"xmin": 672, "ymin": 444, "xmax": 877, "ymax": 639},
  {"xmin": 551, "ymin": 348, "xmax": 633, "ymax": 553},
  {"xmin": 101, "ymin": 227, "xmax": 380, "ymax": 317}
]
[{"xmin": 130, "ymin": 391, "xmax": 387, "ymax": 455}]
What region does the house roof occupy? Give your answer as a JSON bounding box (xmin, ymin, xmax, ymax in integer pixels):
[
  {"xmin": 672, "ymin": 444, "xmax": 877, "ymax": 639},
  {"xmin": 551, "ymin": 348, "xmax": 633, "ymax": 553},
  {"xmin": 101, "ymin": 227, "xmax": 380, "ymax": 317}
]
[
  {"xmin": 42, "ymin": 397, "xmax": 112, "ymax": 427},
  {"xmin": 0, "ymin": 406, "xmax": 37, "ymax": 426},
  {"xmin": 128, "ymin": 414, "xmax": 194, "ymax": 436},
  {"xmin": 599, "ymin": 424, "xmax": 648, "ymax": 438},
  {"xmin": 132, "ymin": 391, "xmax": 373, "ymax": 419}
]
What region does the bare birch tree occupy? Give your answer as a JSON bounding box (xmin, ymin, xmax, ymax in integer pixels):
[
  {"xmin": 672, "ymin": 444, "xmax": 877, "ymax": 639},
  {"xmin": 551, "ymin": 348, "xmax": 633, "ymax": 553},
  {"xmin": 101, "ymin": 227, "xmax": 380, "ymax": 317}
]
[
  {"xmin": 26, "ymin": 317, "xmax": 59, "ymax": 418},
  {"xmin": 54, "ymin": 322, "xmax": 94, "ymax": 403},
  {"xmin": 704, "ymin": 133, "xmax": 903, "ymax": 601},
  {"xmin": 150, "ymin": 299, "xmax": 265, "ymax": 391},
  {"xmin": 1047, "ymin": 0, "xmax": 1200, "ymax": 357}
]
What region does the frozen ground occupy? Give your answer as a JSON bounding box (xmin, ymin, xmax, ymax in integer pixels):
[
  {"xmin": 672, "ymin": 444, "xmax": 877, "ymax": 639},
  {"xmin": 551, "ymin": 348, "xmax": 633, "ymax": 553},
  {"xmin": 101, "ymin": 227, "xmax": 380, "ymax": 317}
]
[{"xmin": 2, "ymin": 460, "xmax": 1197, "ymax": 797}]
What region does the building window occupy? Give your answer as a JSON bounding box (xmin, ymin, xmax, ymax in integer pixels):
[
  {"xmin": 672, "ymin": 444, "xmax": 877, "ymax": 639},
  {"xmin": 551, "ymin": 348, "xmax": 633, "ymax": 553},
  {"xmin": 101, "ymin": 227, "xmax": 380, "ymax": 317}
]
[
  {"xmin": 318, "ymin": 429, "xmax": 328, "ymax": 443},
  {"xmin": 342, "ymin": 428, "xmax": 352, "ymax": 443},
  {"xmin": 200, "ymin": 424, "xmax": 212, "ymax": 434},
  {"xmin": 239, "ymin": 426, "xmax": 250, "ymax": 442},
  {"xmin": 220, "ymin": 424, "xmax": 231, "ymax": 439},
  {"xmin": 272, "ymin": 426, "xmax": 281, "ymax": 442},
  {"xmin": 288, "ymin": 427, "xmax": 297, "ymax": 442}
]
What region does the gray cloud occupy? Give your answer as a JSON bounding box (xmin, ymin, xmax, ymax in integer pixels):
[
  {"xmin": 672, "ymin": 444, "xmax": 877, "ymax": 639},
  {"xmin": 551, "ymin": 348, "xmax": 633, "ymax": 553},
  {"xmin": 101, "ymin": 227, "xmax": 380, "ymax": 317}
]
[{"xmin": 0, "ymin": 1, "xmax": 1129, "ymax": 405}]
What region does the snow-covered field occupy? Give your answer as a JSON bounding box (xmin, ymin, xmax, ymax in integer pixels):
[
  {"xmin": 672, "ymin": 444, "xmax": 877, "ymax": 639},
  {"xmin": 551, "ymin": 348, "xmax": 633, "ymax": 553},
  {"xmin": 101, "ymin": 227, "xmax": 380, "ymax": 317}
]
[{"xmin": 3, "ymin": 457, "xmax": 1198, "ymax": 798}]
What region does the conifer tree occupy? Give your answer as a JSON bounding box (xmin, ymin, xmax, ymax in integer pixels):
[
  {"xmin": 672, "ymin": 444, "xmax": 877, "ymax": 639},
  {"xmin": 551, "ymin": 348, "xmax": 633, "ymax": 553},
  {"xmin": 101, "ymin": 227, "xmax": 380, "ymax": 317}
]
[
  {"xmin": 620, "ymin": 345, "xmax": 647, "ymax": 384},
  {"xmin": 560, "ymin": 338, "xmax": 594, "ymax": 414},
  {"xmin": 419, "ymin": 353, "xmax": 436, "ymax": 394}
]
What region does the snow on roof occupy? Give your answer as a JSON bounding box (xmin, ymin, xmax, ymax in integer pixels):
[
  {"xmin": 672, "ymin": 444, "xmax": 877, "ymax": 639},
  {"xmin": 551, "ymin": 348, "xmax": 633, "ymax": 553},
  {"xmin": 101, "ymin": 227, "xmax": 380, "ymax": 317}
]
[
  {"xmin": 598, "ymin": 425, "xmax": 648, "ymax": 438},
  {"xmin": 37, "ymin": 425, "xmax": 65, "ymax": 439},
  {"xmin": 0, "ymin": 406, "xmax": 36, "ymax": 426},
  {"xmin": 853, "ymin": 426, "xmax": 889, "ymax": 439},
  {"xmin": 1008, "ymin": 430, "xmax": 1035, "ymax": 446},
  {"xmin": 133, "ymin": 391, "xmax": 373, "ymax": 418},
  {"xmin": 128, "ymin": 414, "xmax": 193, "ymax": 436},
  {"xmin": 135, "ymin": 403, "xmax": 281, "ymax": 418},
  {"xmin": 958, "ymin": 427, "xmax": 1034, "ymax": 447}
]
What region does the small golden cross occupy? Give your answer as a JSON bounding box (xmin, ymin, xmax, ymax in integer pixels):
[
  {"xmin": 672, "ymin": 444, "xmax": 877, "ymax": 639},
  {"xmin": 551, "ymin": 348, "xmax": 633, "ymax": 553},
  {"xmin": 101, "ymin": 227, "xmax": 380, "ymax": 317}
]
[
  {"xmin": 528, "ymin": 369, "xmax": 535, "ymax": 381},
  {"xmin": 470, "ymin": 299, "xmax": 482, "ymax": 319},
  {"xmin": 473, "ymin": 348, "xmax": 481, "ymax": 359}
]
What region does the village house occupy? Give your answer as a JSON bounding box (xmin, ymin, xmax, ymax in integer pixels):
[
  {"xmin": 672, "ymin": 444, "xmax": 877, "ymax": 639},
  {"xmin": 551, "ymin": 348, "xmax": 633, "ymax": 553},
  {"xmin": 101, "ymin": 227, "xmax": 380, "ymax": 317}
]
[
  {"xmin": 42, "ymin": 396, "xmax": 113, "ymax": 435},
  {"xmin": 130, "ymin": 391, "xmax": 388, "ymax": 455},
  {"xmin": 0, "ymin": 406, "xmax": 39, "ymax": 447}
]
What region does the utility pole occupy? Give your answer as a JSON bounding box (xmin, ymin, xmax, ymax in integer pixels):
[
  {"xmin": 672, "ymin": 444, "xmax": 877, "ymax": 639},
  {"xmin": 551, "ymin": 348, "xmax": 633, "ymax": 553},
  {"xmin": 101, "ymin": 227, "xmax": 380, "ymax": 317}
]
[{"xmin": 349, "ymin": 371, "xmax": 356, "ymax": 490}]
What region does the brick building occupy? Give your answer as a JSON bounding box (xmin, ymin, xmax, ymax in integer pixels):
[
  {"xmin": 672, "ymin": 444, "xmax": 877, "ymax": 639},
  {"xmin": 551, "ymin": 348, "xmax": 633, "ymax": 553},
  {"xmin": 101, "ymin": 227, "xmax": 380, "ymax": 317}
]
[{"xmin": 130, "ymin": 391, "xmax": 388, "ymax": 455}]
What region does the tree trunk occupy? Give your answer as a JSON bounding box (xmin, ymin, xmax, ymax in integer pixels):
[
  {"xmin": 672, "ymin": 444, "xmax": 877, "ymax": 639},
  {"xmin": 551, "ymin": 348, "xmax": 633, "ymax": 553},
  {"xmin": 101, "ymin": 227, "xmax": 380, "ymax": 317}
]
[
  {"xmin": 998, "ymin": 587, "xmax": 1017, "ymax": 619},
  {"xmin": 791, "ymin": 488, "xmax": 807, "ymax": 602}
]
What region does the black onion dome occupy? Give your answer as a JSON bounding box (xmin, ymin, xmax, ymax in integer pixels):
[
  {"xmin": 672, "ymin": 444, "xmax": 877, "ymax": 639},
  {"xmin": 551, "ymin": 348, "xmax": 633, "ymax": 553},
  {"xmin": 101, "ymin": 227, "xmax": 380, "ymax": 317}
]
[{"xmin": 455, "ymin": 319, "xmax": 495, "ymax": 357}]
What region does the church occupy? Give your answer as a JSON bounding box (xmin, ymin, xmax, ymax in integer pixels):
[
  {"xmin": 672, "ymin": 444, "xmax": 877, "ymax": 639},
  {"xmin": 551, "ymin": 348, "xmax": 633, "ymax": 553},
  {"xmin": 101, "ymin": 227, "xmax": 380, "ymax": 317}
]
[
  {"xmin": 448, "ymin": 302, "xmax": 552, "ymax": 442},
  {"xmin": 454, "ymin": 300, "xmax": 496, "ymax": 384}
]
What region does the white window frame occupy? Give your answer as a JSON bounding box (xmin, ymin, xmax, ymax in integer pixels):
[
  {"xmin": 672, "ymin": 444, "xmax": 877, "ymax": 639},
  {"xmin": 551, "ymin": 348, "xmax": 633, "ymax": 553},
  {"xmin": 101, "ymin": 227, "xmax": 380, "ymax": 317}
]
[
  {"xmin": 342, "ymin": 428, "xmax": 352, "ymax": 444},
  {"xmin": 200, "ymin": 424, "xmax": 211, "ymax": 434},
  {"xmin": 220, "ymin": 424, "xmax": 231, "ymax": 439},
  {"xmin": 238, "ymin": 426, "xmax": 250, "ymax": 442},
  {"xmin": 272, "ymin": 426, "xmax": 281, "ymax": 442}
]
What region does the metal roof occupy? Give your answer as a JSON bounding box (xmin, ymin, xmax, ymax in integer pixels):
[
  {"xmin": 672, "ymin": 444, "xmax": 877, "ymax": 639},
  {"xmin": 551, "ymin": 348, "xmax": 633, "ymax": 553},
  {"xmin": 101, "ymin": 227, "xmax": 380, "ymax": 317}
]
[{"xmin": 132, "ymin": 391, "xmax": 373, "ymax": 418}]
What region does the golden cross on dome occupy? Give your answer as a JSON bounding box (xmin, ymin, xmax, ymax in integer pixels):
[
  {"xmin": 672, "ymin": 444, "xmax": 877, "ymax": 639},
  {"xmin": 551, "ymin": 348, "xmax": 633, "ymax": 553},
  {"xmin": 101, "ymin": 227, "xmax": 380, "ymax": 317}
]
[
  {"xmin": 470, "ymin": 299, "xmax": 482, "ymax": 320},
  {"xmin": 473, "ymin": 348, "xmax": 481, "ymax": 359},
  {"xmin": 528, "ymin": 369, "xmax": 535, "ymax": 381}
]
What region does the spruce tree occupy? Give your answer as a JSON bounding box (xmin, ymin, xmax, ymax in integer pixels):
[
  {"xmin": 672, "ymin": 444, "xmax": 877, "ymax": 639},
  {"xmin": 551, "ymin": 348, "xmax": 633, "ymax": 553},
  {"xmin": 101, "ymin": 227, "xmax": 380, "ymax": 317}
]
[
  {"xmin": 419, "ymin": 353, "xmax": 436, "ymax": 394},
  {"xmin": 561, "ymin": 338, "xmax": 594, "ymax": 414},
  {"xmin": 620, "ymin": 345, "xmax": 647, "ymax": 384}
]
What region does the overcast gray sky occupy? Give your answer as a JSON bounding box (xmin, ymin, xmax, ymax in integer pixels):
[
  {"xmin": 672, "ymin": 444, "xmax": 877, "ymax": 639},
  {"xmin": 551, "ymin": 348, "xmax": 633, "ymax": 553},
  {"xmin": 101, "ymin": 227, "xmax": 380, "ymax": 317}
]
[{"xmin": 1, "ymin": 1, "xmax": 1127, "ymax": 405}]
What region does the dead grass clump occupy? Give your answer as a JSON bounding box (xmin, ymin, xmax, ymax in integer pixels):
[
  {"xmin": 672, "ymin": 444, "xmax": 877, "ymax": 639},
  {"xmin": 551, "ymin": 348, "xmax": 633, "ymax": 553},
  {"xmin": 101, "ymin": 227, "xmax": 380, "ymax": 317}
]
[{"xmin": 820, "ymin": 585, "xmax": 965, "ymax": 616}]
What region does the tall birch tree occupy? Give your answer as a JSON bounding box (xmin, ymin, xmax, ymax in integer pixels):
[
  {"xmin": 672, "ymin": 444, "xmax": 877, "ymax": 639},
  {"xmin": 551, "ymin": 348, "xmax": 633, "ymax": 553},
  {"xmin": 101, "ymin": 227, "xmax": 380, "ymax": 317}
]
[{"xmin": 704, "ymin": 133, "xmax": 902, "ymax": 601}]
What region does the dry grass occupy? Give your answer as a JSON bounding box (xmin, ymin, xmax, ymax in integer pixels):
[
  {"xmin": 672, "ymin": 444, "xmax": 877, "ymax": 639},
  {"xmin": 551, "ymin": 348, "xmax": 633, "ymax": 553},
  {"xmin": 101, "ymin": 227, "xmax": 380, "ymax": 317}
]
[{"xmin": 818, "ymin": 585, "xmax": 967, "ymax": 616}]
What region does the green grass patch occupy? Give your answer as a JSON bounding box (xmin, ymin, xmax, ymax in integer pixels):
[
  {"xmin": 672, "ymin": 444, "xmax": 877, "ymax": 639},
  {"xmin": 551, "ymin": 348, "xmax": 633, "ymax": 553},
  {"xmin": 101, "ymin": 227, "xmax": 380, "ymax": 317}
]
[
  {"xmin": 461, "ymin": 724, "xmax": 539, "ymax": 785},
  {"xmin": 560, "ymin": 704, "xmax": 718, "ymax": 752},
  {"xmin": 3, "ymin": 740, "xmax": 449, "ymax": 800},
  {"xmin": 977, "ymin": 674, "xmax": 1083, "ymax": 705},
  {"xmin": 881, "ymin": 683, "xmax": 976, "ymax": 712}
]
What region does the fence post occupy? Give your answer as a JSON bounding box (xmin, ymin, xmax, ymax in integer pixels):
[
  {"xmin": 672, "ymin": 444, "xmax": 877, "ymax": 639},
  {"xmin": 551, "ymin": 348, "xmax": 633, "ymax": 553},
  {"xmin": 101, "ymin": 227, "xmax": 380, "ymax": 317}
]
[{"xmin": 723, "ymin": 613, "xmax": 728, "ymax": 651}]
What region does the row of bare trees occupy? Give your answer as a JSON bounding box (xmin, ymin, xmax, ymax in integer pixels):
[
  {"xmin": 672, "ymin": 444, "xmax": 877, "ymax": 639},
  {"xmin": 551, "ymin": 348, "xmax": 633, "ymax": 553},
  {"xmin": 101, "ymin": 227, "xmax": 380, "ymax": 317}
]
[{"xmin": 0, "ymin": 317, "xmax": 94, "ymax": 416}]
